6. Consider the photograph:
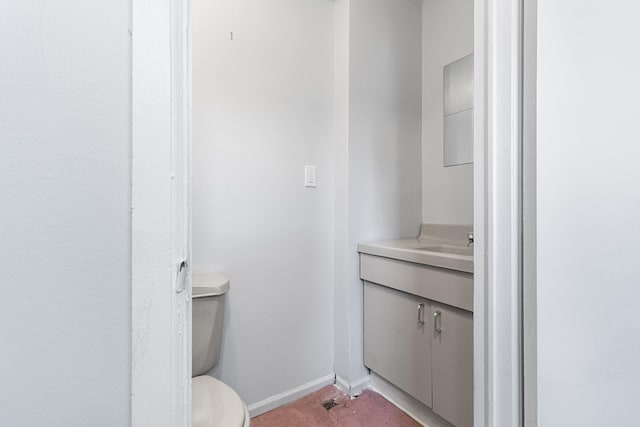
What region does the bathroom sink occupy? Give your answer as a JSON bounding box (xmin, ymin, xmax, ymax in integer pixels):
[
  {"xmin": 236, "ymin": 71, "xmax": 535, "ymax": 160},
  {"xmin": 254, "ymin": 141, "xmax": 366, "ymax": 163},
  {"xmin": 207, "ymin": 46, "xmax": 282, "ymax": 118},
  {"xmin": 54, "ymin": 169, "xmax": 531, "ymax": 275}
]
[
  {"xmin": 415, "ymin": 245, "xmax": 473, "ymax": 256},
  {"xmin": 358, "ymin": 224, "xmax": 474, "ymax": 273}
]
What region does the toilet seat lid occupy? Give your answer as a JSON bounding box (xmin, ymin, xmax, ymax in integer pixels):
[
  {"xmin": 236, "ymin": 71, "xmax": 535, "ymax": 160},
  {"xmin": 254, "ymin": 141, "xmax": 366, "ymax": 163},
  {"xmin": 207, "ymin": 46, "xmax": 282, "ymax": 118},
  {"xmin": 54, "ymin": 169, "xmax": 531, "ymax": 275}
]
[
  {"xmin": 192, "ymin": 273, "xmax": 230, "ymax": 298},
  {"xmin": 192, "ymin": 376, "xmax": 246, "ymax": 427}
]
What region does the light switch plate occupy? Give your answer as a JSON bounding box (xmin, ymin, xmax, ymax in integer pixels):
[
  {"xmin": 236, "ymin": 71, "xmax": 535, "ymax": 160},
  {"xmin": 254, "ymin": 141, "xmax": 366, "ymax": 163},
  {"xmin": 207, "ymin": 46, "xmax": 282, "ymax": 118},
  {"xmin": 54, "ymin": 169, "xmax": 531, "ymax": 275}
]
[{"xmin": 304, "ymin": 165, "xmax": 317, "ymax": 188}]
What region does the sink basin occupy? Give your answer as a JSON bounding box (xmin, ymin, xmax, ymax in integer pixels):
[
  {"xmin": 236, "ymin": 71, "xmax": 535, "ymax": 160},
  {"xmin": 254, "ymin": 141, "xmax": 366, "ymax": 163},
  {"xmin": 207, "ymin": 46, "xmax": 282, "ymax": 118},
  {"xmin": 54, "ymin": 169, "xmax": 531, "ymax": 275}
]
[
  {"xmin": 415, "ymin": 245, "xmax": 473, "ymax": 256},
  {"xmin": 357, "ymin": 224, "xmax": 474, "ymax": 273}
]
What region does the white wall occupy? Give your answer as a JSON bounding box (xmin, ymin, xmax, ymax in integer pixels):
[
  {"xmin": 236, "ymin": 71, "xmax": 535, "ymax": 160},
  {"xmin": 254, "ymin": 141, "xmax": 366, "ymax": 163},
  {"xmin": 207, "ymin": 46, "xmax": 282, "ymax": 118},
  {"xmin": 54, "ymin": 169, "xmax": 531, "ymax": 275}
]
[
  {"xmin": 192, "ymin": 0, "xmax": 336, "ymax": 407},
  {"xmin": 333, "ymin": 0, "xmax": 353, "ymax": 387},
  {"xmin": 537, "ymin": 1, "xmax": 640, "ymax": 425},
  {"xmin": 333, "ymin": 0, "xmax": 423, "ymax": 386},
  {"xmin": 194, "ymin": 0, "xmax": 423, "ymax": 402},
  {"xmin": 422, "ymin": 0, "xmax": 474, "ymax": 224},
  {"xmin": 0, "ymin": 2, "xmax": 131, "ymax": 426}
]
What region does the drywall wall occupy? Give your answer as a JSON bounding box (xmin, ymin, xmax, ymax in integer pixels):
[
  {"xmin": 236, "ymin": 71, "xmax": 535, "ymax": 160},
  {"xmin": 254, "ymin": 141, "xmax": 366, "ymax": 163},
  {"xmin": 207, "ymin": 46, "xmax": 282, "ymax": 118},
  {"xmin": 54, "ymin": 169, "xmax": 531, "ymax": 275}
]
[
  {"xmin": 422, "ymin": 0, "xmax": 474, "ymax": 224},
  {"xmin": 333, "ymin": 0, "xmax": 423, "ymax": 387},
  {"xmin": 192, "ymin": 0, "xmax": 336, "ymax": 408},
  {"xmin": 333, "ymin": 0, "xmax": 353, "ymax": 388},
  {"xmin": 0, "ymin": 2, "xmax": 131, "ymax": 426},
  {"xmin": 537, "ymin": 1, "xmax": 640, "ymax": 425}
]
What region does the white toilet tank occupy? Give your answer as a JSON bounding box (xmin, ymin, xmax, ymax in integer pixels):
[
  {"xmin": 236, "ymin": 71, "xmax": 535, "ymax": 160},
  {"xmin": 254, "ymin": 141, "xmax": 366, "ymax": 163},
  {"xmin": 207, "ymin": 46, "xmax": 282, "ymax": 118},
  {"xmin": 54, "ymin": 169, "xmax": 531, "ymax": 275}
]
[{"xmin": 192, "ymin": 273, "xmax": 230, "ymax": 377}]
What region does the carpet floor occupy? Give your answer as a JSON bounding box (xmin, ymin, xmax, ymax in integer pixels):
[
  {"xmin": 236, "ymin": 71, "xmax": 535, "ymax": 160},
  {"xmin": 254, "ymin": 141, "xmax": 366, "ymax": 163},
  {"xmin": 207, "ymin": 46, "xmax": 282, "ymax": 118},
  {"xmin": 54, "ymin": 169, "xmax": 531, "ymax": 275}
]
[{"xmin": 251, "ymin": 385, "xmax": 421, "ymax": 427}]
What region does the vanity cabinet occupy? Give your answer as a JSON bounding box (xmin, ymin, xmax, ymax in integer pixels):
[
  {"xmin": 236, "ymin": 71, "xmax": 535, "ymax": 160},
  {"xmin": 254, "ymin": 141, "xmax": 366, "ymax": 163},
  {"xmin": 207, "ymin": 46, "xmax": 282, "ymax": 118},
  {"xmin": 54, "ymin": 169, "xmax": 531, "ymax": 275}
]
[
  {"xmin": 361, "ymin": 252, "xmax": 473, "ymax": 427},
  {"xmin": 359, "ymin": 225, "xmax": 474, "ymax": 427},
  {"xmin": 431, "ymin": 302, "xmax": 473, "ymax": 427},
  {"xmin": 364, "ymin": 282, "xmax": 473, "ymax": 427},
  {"xmin": 364, "ymin": 282, "xmax": 432, "ymax": 406}
]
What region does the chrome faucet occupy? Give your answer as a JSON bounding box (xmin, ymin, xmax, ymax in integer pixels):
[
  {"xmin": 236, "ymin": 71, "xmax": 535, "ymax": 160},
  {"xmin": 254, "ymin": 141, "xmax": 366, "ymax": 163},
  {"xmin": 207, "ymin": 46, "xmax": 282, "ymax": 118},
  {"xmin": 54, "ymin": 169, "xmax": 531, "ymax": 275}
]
[{"xmin": 467, "ymin": 232, "xmax": 474, "ymax": 247}]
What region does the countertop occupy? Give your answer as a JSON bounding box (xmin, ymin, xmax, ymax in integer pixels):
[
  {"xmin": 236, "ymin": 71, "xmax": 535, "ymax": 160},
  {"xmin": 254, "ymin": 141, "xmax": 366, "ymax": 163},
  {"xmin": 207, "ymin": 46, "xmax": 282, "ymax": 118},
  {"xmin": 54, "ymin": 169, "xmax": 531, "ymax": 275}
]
[{"xmin": 357, "ymin": 224, "xmax": 474, "ymax": 274}]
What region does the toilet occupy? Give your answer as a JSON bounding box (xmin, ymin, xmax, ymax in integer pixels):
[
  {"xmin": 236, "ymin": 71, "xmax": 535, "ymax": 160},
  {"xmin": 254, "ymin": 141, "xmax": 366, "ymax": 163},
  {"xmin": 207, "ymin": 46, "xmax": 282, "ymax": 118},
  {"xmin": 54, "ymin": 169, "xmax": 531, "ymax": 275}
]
[{"xmin": 192, "ymin": 273, "xmax": 250, "ymax": 427}]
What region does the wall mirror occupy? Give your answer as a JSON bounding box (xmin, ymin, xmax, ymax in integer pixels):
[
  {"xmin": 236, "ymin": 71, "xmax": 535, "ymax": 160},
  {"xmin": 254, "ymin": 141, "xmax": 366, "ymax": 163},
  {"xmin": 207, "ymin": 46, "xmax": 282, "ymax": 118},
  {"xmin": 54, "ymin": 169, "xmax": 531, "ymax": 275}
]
[{"xmin": 443, "ymin": 54, "xmax": 474, "ymax": 167}]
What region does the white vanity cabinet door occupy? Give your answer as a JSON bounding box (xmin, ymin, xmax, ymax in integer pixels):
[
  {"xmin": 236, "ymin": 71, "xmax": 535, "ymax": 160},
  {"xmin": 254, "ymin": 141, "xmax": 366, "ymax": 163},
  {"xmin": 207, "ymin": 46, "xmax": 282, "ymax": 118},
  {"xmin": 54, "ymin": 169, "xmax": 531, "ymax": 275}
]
[
  {"xmin": 431, "ymin": 303, "xmax": 474, "ymax": 427},
  {"xmin": 363, "ymin": 282, "xmax": 432, "ymax": 407}
]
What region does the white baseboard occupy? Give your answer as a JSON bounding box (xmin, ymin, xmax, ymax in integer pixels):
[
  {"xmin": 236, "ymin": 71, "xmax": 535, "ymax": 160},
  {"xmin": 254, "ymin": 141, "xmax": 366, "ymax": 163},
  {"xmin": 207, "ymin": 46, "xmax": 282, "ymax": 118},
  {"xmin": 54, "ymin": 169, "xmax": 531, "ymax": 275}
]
[
  {"xmin": 335, "ymin": 374, "xmax": 371, "ymax": 396},
  {"xmin": 335, "ymin": 375, "xmax": 349, "ymax": 394},
  {"xmin": 369, "ymin": 372, "xmax": 453, "ymax": 427},
  {"xmin": 247, "ymin": 374, "xmax": 336, "ymax": 418}
]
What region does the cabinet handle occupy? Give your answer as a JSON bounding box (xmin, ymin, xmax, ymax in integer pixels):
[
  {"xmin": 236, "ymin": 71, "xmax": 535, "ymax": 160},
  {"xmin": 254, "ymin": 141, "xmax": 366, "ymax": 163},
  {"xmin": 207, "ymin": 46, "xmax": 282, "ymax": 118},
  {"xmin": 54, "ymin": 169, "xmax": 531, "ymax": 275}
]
[
  {"xmin": 417, "ymin": 303, "xmax": 425, "ymax": 325},
  {"xmin": 434, "ymin": 310, "xmax": 442, "ymax": 334}
]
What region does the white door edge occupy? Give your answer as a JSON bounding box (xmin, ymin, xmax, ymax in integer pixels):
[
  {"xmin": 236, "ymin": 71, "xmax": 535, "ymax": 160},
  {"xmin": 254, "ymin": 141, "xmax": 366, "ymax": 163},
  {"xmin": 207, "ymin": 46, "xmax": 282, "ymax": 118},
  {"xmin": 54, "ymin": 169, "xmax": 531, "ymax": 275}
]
[{"xmin": 131, "ymin": 0, "xmax": 192, "ymax": 425}]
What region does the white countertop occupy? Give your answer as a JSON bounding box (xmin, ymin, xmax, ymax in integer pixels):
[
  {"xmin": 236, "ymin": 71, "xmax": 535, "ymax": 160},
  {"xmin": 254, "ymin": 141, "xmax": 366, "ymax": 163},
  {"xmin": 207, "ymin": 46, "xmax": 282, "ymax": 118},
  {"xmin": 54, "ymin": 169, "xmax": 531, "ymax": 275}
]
[{"xmin": 357, "ymin": 224, "xmax": 474, "ymax": 274}]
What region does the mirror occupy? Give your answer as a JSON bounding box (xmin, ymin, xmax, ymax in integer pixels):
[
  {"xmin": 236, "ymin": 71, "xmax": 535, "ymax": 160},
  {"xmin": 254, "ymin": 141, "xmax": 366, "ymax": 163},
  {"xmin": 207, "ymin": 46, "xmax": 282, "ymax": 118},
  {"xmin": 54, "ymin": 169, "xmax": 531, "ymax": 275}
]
[{"xmin": 443, "ymin": 54, "xmax": 473, "ymax": 167}]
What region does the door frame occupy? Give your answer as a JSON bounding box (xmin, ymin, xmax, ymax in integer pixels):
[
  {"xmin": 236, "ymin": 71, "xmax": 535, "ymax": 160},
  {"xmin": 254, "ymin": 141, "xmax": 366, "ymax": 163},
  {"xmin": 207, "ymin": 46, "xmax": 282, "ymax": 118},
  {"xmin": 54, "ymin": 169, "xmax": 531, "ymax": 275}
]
[
  {"xmin": 473, "ymin": 0, "xmax": 527, "ymax": 425},
  {"xmin": 131, "ymin": 0, "xmax": 192, "ymax": 425},
  {"xmin": 128, "ymin": 0, "xmax": 530, "ymax": 424},
  {"xmin": 521, "ymin": 0, "xmax": 537, "ymax": 425}
]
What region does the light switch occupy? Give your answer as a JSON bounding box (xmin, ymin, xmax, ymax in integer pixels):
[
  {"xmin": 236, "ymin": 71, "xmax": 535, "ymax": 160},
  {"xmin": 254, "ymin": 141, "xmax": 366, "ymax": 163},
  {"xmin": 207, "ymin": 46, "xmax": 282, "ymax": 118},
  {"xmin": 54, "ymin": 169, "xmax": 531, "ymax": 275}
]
[{"xmin": 304, "ymin": 165, "xmax": 317, "ymax": 188}]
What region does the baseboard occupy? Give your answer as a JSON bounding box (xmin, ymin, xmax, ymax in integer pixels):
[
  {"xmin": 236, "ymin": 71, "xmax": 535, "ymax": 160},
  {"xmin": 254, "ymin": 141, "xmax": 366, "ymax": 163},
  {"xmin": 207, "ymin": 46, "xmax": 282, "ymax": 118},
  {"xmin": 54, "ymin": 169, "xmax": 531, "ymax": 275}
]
[
  {"xmin": 247, "ymin": 374, "xmax": 336, "ymax": 418},
  {"xmin": 335, "ymin": 374, "xmax": 371, "ymax": 396},
  {"xmin": 335, "ymin": 375, "xmax": 350, "ymax": 394},
  {"xmin": 369, "ymin": 372, "xmax": 453, "ymax": 427}
]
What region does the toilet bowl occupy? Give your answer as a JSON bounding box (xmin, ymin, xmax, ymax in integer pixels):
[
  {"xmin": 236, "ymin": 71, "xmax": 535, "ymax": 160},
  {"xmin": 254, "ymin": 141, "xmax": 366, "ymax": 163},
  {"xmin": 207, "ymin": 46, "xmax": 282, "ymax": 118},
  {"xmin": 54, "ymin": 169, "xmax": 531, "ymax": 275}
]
[
  {"xmin": 192, "ymin": 376, "xmax": 250, "ymax": 427},
  {"xmin": 192, "ymin": 273, "xmax": 249, "ymax": 427}
]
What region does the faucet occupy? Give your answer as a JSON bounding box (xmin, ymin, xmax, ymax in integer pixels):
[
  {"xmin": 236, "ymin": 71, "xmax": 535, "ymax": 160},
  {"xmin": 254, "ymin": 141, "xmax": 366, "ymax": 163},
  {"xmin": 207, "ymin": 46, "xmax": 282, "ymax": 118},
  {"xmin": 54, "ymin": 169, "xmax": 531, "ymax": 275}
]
[{"xmin": 467, "ymin": 232, "xmax": 474, "ymax": 247}]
